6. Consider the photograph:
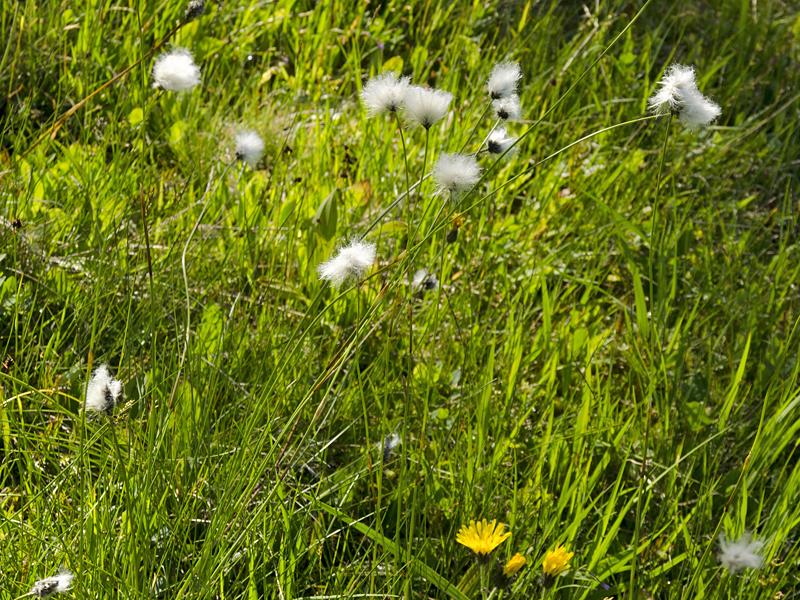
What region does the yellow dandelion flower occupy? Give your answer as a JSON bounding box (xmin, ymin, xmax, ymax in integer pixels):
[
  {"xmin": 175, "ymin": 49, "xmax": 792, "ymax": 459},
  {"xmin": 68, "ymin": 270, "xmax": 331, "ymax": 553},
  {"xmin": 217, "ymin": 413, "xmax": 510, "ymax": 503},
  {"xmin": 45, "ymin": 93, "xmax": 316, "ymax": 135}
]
[
  {"xmin": 456, "ymin": 519, "xmax": 511, "ymax": 556},
  {"xmin": 503, "ymin": 552, "xmax": 527, "ymax": 577},
  {"xmin": 542, "ymin": 545, "xmax": 574, "ymax": 577}
]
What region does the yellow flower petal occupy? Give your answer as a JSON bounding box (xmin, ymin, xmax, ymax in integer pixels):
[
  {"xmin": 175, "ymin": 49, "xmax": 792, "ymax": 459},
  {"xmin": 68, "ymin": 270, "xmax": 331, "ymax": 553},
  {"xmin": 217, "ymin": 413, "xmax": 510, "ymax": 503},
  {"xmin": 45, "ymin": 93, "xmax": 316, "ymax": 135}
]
[
  {"xmin": 455, "ymin": 519, "xmax": 512, "ymax": 555},
  {"xmin": 542, "ymin": 545, "xmax": 574, "ymax": 576},
  {"xmin": 503, "ymin": 552, "xmax": 527, "ymax": 576}
]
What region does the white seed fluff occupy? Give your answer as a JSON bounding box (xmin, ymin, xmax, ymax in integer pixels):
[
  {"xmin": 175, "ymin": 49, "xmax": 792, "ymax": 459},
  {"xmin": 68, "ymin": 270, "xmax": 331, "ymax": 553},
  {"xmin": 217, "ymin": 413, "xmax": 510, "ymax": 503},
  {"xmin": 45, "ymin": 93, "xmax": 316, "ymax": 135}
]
[
  {"xmin": 152, "ymin": 49, "xmax": 201, "ymax": 92},
  {"xmin": 317, "ymin": 240, "xmax": 376, "ymax": 287},
  {"xmin": 487, "ymin": 61, "xmax": 522, "ymax": 99},
  {"xmin": 492, "ymin": 94, "xmax": 521, "ymax": 121},
  {"xmin": 718, "ymin": 533, "xmax": 764, "ymax": 574},
  {"xmin": 432, "ymin": 153, "xmax": 481, "ymax": 195},
  {"xmin": 85, "ymin": 364, "xmax": 122, "ymax": 413},
  {"xmin": 402, "ymin": 86, "xmax": 452, "ymax": 128},
  {"xmin": 412, "ymin": 268, "xmax": 439, "ymax": 291},
  {"xmin": 649, "ymin": 64, "xmax": 721, "ymax": 129},
  {"xmin": 487, "ymin": 127, "xmax": 516, "ymax": 155},
  {"xmin": 30, "ymin": 570, "xmax": 74, "ymax": 597},
  {"xmin": 361, "ymin": 72, "xmax": 411, "ymax": 115},
  {"xmin": 235, "ymin": 130, "xmax": 265, "ymax": 167}
]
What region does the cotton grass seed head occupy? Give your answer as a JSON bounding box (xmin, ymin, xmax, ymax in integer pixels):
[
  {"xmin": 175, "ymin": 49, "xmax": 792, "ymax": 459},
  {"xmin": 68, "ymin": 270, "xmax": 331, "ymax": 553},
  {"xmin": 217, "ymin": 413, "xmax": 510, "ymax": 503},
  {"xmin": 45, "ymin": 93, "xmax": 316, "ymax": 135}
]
[
  {"xmin": 412, "ymin": 268, "xmax": 438, "ymax": 291},
  {"xmin": 152, "ymin": 49, "xmax": 200, "ymax": 92},
  {"xmin": 30, "ymin": 570, "xmax": 74, "ymax": 597},
  {"xmin": 433, "ymin": 153, "xmax": 481, "ymax": 195},
  {"xmin": 184, "ymin": 0, "xmax": 205, "ymax": 21},
  {"xmin": 718, "ymin": 532, "xmax": 764, "ymax": 574},
  {"xmin": 402, "ymin": 86, "xmax": 452, "ymax": 129},
  {"xmin": 487, "ymin": 61, "xmax": 522, "ymax": 99},
  {"xmin": 361, "ymin": 72, "xmax": 411, "ymax": 116},
  {"xmin": 487, "ymin": 127, "xmax": 516, "ymax": 155},
  {"xmin": 85, "ymin": 364, "xmax": 122, "ymax": 414},
  {"xmin": 649, "ymin": 64, "xmax": 721, "ymax": 129},
  {"xmin": 492, "ymin": 94, "xmax": 521, "ymax": 121},
  {"xmin": 317, "ymin": 240, "xmax": 376, "ymax": 287},
  {"xmin": 235, "ymin": 130, "xmax": 265, "ymax": 167}
]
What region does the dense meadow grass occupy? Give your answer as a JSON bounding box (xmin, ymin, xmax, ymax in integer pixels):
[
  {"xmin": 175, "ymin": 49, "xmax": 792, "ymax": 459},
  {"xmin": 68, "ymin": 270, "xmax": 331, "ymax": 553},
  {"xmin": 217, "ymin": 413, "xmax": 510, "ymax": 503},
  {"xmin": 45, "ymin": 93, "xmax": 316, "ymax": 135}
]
[{"xmin": 2, "ymin": 0, "xmax": 800, "ymax": 597}]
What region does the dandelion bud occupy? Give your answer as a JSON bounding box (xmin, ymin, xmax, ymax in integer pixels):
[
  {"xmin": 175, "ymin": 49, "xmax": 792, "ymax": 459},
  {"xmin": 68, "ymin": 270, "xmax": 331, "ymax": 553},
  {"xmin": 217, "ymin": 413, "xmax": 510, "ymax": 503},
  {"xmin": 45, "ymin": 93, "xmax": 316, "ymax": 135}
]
[
  {"xmin": 492, "ymin": 94, "xmax": 521, "ymax": 121},
  {"xmin": 152, "ymin": 49, "xmax": 201, "ymax": 92},
  {"xmin": 648, "ymin": 64, "xmax": 721, "ymax": 129},
  {"xmin": 361, "ymin": 72, "xmax": 411, "ymax": 116},
  {"xmin": 184, "ymin": 0, "xmax": 205, "ymax": 21},
  {"xmin": 234, "ymin": 130, "xmax": 265, "ymax": 167},
  {"xmin": 503, "ymin": 553, "xmax": 527, "ymax": 577},
  {"xmin": 317, "ymin": 240, "xmax": 376, "ymax": 287},
  {"xmin": 402, "ymin": 86, "xmax": 452, "ymax": 129},
  {"xmin": 432, "ymin": 153, "xmax": 481, "ymax": 195},
  {"xmin": 30, "ymin": 570, "xmax": 73, "ymax": 597},
  {"xmin": 487, "ymin": 61, "xmax": 522, "ymax": 99},
  {"xmin": 85, "ymin": 364, "xmax": 122, "ymax": 414},
  {"xmin": 487, "ymin": 127, "xmax": 516, "ymax": 155}
]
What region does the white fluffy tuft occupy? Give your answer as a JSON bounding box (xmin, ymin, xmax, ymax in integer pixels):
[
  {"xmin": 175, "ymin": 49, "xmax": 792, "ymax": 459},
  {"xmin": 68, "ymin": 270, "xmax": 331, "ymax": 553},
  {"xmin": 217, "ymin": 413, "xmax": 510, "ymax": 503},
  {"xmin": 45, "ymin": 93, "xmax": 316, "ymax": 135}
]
[
  {"xmin": 649, "ymin": 64, "xmax": 720, "ymax": 129},
  {"xmin": 402, "ymin": 86, "xmax": 452, "ymax": 128},
  {"xmin": 492, "ymin": 94, "xmax": 521, "ymax": 121},
  {"xmin": 718, "ymin": 533, "xmax": 764, "ymax": 574},
  {"xmin": 487, "ymin": 61, "xmax": 522, "ymax": 99},
  {"xmin": 30, "ymin": 570, "xmax": 74, "ymax": 597},
  {"xmin": 235, "ymin": 130, "xmax": 265, "ymax": 167},
  {"xmin": 85, "ymin": 364, "xmax": 122, "ymax": 413},
  {"xmin": 152, "ymin": 49, "xmax": 201, "ymax": 92},
  {"xmin": 361, "ymin": 72, "xmax": 411, "ymax": 116},
  {"xmin": 318, "ymin": 240, "xmax": 376, "ymax": 287},
  {"xmin": 487, "ymin": 127, "xmax": 516, "ymax": 155},
  {"xmin": 432, "ymin": 153, "xmax": 481, "ymax": 195}
]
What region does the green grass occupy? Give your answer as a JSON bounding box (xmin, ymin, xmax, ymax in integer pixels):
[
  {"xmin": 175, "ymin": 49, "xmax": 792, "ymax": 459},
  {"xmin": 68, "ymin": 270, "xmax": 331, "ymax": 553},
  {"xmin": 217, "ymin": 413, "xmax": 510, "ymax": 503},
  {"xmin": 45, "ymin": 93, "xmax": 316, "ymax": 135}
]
[{"xmin": 2, "ymin": 0, "xmax": 800, "ymax": 598}]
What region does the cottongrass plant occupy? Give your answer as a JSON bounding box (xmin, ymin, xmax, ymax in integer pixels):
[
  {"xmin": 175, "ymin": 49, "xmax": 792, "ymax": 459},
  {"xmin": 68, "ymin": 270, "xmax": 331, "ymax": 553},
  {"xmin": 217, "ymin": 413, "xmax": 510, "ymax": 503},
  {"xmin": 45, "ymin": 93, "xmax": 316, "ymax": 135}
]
[
  {"xmin": 317, "ymin": 240, "xmax": 376, "ymax": 287},
  {"xmin": 486, "ymin": 127, "xmax": 516, "ymax": 155},
  {"xmin": 152, "ymin": 48, "xmax": 201, "ymax": 91},
  {"xmin": 432, "ymin": 153, "xmax": 482, "ymax": 195},
  {"xmin": 360, "ymin": 72, "xmax": 411, "ymax": 116},
  {"xmin": 648, "ymin": 64, "xmax": 721, "ymax": 129},
  {"xmin": 28, "ymin": 570, "xmax": 73, "ymax": 597},
  {"xmin": 487, "ymin": 61, "xmax": 522, "ymax": 99},
  {"xmin": 717, "ymin": 532, "xmax": 764, "ymax": 574},
  {"xmin": 85, "ymin": 364, "xmax": 122, "ymax": 413},
  {"xmin": 234, "ymin": 130, "xmax": 265, "ymax": 167},
  {"xmin": 492, "ymin": 94, "xmax": 521, "ymax": 121},
  {"xmin": 402, "ymin": 86, "xmax": 453, "ymax": 129}
]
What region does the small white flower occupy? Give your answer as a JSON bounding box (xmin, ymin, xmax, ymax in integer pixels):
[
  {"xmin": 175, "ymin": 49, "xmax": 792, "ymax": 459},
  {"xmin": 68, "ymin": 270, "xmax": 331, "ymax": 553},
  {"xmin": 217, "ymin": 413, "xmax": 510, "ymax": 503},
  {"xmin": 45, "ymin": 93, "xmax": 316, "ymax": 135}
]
[
  {"xmin": 361, "ymin": 72, "xmax": 411, "ymax": 116},
  {"xmin": 487, "ymin": 127, "xmax": 516, "ymax": 155},
  {"xmin": 402, "ymin": 86, "xmax": 452, "ymax": 129},
  {"xmin": 487, "ymin": 61, "xmax": 522, "ymax": 99},
  {"xmin": 492, "ymin": 94, "xmax": 521, "ymax": 121},
  {"xmin": 85, "ymin": 364, "xmax": 122, "ymax": 413},
  {"xmin": 649, "ymin": 64, "xmax": 721, "ymax": 129},
  {"xmin": 412, "ymin": 268, "xmax": 439, "ymax": 291},
  {"xmin": 30, "ymin": 570, "xmax": 74, "ymax": 597},
  {"xmin": 152, "ymin": 49, "xmax": 201, "ymax": 92},
  {"xmin": 432, "ymin": 153, "xmax": 481, "ymax": 195},
  {"xmin": 234, "ymin": 130, "xmax": 265, "ymax": 167},
  {"xmin": 318, "ymin": 240, "xmax": 376, "ymax": 287},
  {"xmin": 718, "ymin": 532, "xmax": 764, "ymax": 574}
]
